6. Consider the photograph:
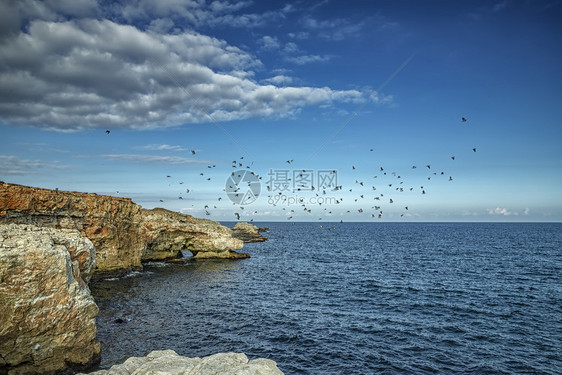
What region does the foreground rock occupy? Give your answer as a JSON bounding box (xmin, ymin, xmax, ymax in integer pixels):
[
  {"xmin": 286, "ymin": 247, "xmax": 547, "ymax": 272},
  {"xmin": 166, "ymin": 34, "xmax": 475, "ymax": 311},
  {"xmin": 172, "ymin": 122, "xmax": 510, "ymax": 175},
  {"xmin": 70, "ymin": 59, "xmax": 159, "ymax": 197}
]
[
  {"xmin": 0, "ymin": 182, "xmax": 246, "ymax": 279},
  {"xmin": 231, "ymin": 222, "xmax": 269, "ymax": 243},
  {"xmin": 78, "ymin": 350, "xmax": 283, "ymax": 375},
  {"xmin": 0, "ymin": 224, "xmax": 100, "ymax": 374}
]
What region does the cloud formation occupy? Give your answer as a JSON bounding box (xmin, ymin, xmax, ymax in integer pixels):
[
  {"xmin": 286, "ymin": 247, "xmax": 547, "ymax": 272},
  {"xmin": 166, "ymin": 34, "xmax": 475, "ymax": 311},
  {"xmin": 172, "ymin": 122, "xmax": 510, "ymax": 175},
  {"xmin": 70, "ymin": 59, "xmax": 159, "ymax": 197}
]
[
  {"xmin": 0, "ymin": 1, "xmax": 374, "ymax": 131},
  {"xmin": 486, "ymin": 207, "xmax": 530, "ymax": 216},
  {"xmin": 136, "ymin": 144, "xmax": 187, "ymax": 151},
  {"xmin": 0, "ymin": 155, "xmax": 69, "ymax": 175},
  {"xmin": 102, "ymin": 154, "xmax": 207, "ymax": 165}
]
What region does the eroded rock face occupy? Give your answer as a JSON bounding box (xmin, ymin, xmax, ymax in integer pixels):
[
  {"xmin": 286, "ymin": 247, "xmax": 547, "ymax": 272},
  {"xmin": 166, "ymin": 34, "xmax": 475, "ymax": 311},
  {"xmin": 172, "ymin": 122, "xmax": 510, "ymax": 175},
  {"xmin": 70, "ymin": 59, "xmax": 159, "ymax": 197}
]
[
  {"xmin": 0, "ymin": 182, "xmax": 247, "ymax": 279},
  {"xmin": 77, "ymin": 349, "xmax": 284, "ymax": 375},
  {"xmin": 0, "ymin": 182, "xmax": 145, "ymax": 279},
  {"xmin": 0, "ymin": 224, "xmax": 100, "ymax": 374},
  {"xmin": 231, "ymin": 222, "xmax": 269, "ymax": 243},
  {"xmin": 141, "ymin": 208, "xmax": 244, "ymax": 261}
]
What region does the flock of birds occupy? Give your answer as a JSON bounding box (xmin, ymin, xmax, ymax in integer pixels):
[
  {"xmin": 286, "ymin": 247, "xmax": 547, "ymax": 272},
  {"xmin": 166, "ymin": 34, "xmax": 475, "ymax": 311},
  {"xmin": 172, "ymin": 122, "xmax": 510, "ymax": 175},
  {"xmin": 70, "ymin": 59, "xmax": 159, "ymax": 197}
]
[{"xmin": 105, "ymin": 117, "xmax": 477, "ymax": 224}]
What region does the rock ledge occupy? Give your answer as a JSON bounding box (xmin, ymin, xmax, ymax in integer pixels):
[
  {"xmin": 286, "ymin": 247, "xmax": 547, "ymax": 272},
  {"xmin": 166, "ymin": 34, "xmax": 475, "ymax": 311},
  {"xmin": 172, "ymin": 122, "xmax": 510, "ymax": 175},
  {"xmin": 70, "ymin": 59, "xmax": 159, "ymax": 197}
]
[{"xmin": 231, "ymin": 222, "xmax": 268, "ymax": 243}]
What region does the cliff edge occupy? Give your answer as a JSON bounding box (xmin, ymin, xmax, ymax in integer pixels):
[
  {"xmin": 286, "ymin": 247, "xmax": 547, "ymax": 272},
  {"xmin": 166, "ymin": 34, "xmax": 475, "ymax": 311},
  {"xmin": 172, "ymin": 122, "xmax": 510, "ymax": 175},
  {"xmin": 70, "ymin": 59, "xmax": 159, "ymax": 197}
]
[
  {"xmin": 0, "ymin": 182, "xmax": 246, "ymax": 280},
  {"xmin": 231, "ymin": 222, "xmax": 269, "ymax": 243}
]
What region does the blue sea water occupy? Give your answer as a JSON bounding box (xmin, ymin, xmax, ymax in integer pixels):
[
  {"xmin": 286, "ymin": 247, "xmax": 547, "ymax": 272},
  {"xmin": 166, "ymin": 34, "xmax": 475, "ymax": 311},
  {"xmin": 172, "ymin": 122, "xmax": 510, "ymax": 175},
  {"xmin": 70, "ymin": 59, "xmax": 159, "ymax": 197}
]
[{"xmin": 90, "ymin": 223, "xmax": 561, "ymax": 374}]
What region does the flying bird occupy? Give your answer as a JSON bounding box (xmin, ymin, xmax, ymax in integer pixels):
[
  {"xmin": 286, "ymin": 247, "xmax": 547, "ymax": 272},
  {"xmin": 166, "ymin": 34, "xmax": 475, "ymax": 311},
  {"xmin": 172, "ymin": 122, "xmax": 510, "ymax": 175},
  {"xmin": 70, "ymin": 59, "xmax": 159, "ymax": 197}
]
[
  {"xmin": 105, "ymin": 130, "xmax": 110, "ymax": 134},
  {"xmin": 191, "ymin": 150, "xmax": 196, "ymax": 155},
  {"xmin": 462, "ymin": 117, "xmax": 467, "ymax": 122},
  {"xmin": 473, "ymin": 148, "xmax": 477, "ymax": 152}
]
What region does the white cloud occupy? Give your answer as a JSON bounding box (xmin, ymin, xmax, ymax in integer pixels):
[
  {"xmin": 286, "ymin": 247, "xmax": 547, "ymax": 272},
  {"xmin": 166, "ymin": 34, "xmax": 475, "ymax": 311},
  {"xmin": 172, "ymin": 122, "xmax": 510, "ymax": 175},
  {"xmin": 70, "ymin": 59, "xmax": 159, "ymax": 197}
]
[
  {"xmin": 487, "ymin": 207, "xmax": 513, "ymax": 215},
  {"xmin": 301, "ymin": 17, "xmax": 365, "ymax": 41},
  {"xmin": 258, "ymin": 35, "xmax": 280, "ymax": 50},
  {"xmin": 486, "ymin": 207, "xmax": 530, "ymax": 216},
  {"xmin": 0, "ymin": 155, "xmax": 69, "ymax": 175},
  {"xmin": 285, "ymin": 54, "xmax": 332, "ymax": 65},
  {"xmin": 0, "ymin": 14, "xmax": 373, "ymax": 131},
  {"xmin": 102, "ymin": 154, "xmax": 207, "ymax": 165},
  {"xmin": 135, "ymin": 144, "xmax": 187, "ymax": 151},
  {"xmin": 115, "ymin": 0, "xmax": 291, "ymax": 29},
  {"xmin": 283, "ymin": 42, "xmax": 299, "ymax": 53},
  {"xmin": 261, "ymin": 75, "xmax": 293, "ymax": 85}
]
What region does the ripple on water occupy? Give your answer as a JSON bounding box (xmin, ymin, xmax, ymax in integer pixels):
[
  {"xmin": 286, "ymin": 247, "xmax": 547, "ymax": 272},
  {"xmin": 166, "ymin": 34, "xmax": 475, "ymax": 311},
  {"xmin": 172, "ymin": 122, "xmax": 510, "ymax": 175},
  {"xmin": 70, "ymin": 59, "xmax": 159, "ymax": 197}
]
[{"xmin": 90, "ymin": 223, "xmax": 562, "ymax": 375}]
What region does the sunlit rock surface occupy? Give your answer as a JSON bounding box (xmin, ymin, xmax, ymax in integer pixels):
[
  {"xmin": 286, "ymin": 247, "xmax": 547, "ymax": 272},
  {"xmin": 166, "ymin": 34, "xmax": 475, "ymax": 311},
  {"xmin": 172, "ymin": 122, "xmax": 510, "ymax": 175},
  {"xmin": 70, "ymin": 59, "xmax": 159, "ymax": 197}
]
[
  {"xmin": 78, "ymin": 350, "xmax": 284, "ymax": 375},
  {"xmin": 141, "ymin": 208, "xmax": 244, "ymax": 261},
  {"xmin": 0, "ymin": 182, "xmax": 247, "ymax": 279},
  {"xmin": 231, "ymin": 222, "xmax": 269, "ymax": 243},
  {"xmin": 0, "ymin": 224, "xmax": 100, "ymax": 374}
]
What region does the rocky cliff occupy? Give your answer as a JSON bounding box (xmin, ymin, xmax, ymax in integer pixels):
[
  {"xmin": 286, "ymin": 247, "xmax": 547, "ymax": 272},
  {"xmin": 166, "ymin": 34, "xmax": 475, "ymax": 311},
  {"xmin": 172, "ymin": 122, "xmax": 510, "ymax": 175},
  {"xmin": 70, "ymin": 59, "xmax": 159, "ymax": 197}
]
[
  {"xmin": 0, "ymin": 182, "xmax": 255, "ymax": 374},
  {"xmin": 142, "ymin": 208, "xmax": 247, "ymax": 261},
  {"xmin": 0, "ymin": 182, "xmax": 246, "ymax": 279},
  {"xmin": 0, "ymin": 224, "xmax": 100, "ymax": 374}
]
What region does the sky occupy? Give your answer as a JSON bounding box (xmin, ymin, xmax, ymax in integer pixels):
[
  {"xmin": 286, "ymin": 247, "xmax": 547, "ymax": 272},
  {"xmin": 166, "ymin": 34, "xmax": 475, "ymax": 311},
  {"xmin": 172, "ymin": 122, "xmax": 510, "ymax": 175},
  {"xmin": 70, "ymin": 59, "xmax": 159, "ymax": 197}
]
[{"xmin": 1, "ymin": 0, "xmax": 561, "ymax": 222}]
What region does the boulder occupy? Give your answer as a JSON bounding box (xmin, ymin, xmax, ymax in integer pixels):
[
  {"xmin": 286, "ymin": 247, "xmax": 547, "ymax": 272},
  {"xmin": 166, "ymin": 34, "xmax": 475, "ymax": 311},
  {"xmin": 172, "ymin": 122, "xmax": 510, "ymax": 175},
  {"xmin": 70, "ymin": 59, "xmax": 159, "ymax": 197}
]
[
  {"xmin": 77, "ymin": 350, "xmax": 284, "ymax": 375},
  {"xmin": 0, "ymin": 224, "xmax": 100, "ymax": 374}
]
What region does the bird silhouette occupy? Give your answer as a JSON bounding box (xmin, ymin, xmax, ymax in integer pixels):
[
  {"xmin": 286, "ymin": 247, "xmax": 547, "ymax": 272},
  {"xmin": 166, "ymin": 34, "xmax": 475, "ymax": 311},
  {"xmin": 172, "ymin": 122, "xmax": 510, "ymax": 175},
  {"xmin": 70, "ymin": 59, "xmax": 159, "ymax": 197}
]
[
  {"xmin": 462, "ymin": 117, "xmax": 467, "ymax": 122},
  {"xmin": 105, "ymin": 130, "xmax": 110, "ymax": 134},
  {"xmin": 191, "ymin": 150, "xmax": 196, "ymax": 155},
  {"xmin": 473, "ymin": 148, "xmax": 477, "ymax": 152}
]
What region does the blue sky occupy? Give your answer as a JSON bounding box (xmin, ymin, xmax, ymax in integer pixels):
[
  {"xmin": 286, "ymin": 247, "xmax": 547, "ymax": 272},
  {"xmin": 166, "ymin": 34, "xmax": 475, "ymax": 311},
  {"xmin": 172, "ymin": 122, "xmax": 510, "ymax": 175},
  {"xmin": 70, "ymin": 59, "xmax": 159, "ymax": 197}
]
[{"xmin": 1, "ymin": 0, "xmax": 561, "ymax": 222}]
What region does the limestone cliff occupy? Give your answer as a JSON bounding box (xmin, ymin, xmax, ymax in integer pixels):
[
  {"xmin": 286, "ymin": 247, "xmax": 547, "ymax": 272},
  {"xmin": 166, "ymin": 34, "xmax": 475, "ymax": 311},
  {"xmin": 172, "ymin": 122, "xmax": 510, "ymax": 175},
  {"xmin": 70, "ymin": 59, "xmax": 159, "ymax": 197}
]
[
  {"xmin": 0, "ymin": 182, "xmax": 145, "ymax": 278},
  {"xmin": 0, "ymin": 182, "xmax": 246, "ymax": 279},
  {"xmin": 142, "ymin": 208, "xmax": 246, "ymax": 260},
  {"xmin": 0, "ymin": 224, "xmax": 100, "ymax": 374}
]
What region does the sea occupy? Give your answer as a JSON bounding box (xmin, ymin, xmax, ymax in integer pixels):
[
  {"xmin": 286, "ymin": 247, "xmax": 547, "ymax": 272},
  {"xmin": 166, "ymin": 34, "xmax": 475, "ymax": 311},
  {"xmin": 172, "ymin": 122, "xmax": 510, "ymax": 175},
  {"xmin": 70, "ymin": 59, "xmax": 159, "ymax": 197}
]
[{"xmin": 89, "ymin": 222, "xmax": 561, "ymax": 374}]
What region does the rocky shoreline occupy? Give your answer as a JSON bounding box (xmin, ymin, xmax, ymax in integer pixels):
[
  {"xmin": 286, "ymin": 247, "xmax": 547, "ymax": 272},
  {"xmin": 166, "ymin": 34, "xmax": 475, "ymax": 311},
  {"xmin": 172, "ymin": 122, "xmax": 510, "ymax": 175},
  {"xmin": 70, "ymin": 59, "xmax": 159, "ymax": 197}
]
[
  {"xmin": 0, "ymin": 182, "xmax": 280, "ymax": 374},
  {"xmin": 231, "ymin": 222, "xmax": 269, "ymax": 243}
]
